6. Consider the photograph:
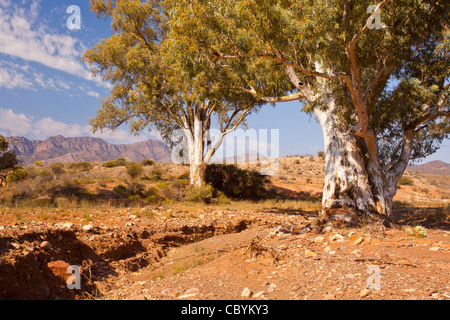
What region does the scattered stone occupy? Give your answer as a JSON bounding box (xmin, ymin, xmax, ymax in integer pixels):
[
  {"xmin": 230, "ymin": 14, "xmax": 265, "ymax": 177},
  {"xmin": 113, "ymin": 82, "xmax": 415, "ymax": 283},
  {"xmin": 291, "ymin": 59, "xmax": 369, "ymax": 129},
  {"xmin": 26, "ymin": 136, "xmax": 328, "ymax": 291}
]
[
  {"xmin": 40, "ymin": 241, "xmax": 52, "ymax": 250},
  {"xmin": 184, "ymin": 287, "xmax": 200, "ymax": 295},
  {"xmin": 359, "ymin": 289, "xmax": 371, "ymax": 298},
  {"xmin": 330, "ymin": 234, "xmax": 345, "ymax": 242},
  {"xmin": 314, "ymin": 236, "xmax": 326, "ymax": 245},
  {"xmin": 427, "ymin": 289, "xmax": 438, "ymax": 296},
  {"xmin": 47, "ymin": 260, "xmax": 70, "ymax": 282},
  {"xmin": 129, "ymin": 214, "xmax": 137, "ymax": 220},
  {"xmin": 305, "ymin": 250, "xmax": 318, "ymax": 257},
  {"xmin": 62, "ymin": 222, "xmax": 74, "ymax": 230},
  {"xmin": 353, "ymin": 237, "xmax": 364, "ymax": 245},
  {"xmin": 267, "ymin": 287, "xmax": 275, "ymax": 293},
  {"xmin": 429, "ymin": 247, "xmax": 440, "ymax": 251},
  {"xmin": 241, "ymin": 287, "xmax": 252, "ymax": 298},
  {"xmin": 322, "ymin": 226, "xmax": 332, "ymax": 234},
  {"xmin": 253, "ymin": 291, "xmax": 265, "ymax": 298},
  {"xmin": 161, "ymin": 288, "xmax": 177, "ymax": 296},
  {"xmin": 323, "ymin": 246, "xmax": 332, "ymax": 253},
  {"xmin": 82, "ymin": 224, "xmax": 94, "ymax": 231}
]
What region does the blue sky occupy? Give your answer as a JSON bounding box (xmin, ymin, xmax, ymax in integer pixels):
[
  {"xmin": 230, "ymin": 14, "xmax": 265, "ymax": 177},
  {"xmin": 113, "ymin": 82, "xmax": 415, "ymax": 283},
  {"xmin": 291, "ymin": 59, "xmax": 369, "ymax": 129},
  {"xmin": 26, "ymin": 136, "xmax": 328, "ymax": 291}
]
[{"xmin": 0, "ymin": 0, "xmax": 447, "ymax": 162}]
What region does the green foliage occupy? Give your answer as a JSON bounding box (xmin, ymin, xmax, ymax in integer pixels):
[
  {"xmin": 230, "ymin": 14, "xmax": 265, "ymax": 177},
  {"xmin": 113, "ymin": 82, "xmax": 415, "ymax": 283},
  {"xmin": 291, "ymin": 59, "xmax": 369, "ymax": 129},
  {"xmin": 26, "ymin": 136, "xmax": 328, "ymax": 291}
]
[
  {"xmin": 83, "ymin": 0, "xmax": 283, "ymax": 186},
  {"xmin": 185, "ymin": 183, "xmax": 214, "ymax": 203},
  {"xmin": 150, "ymin": 169, "xmax": 163, "ymax": 181},
  {"xmin": 126, "ymin": 162, "xmax": 144, "ymax": 180},
  {"xmin": 50, "ymin": 163, "xmax": 65, "ymax": 176},
  {"xmin": 398, "ymin": 176, "xmax": 414, "ymax": 186},
  {"xmin": 205, "ymin": 164, "xmax": 269, "ymax": 199},
  {"xmin": 165, "ymin": 0, "xmax": 449, "ymax": 176},
  {"xmin": 34, "ymin": 161, "xmax": 43, "ymax": 167},
  {"xmin": 113, "ymin": 184, "xmax": 128, "ymax": 195},
  {"xmin": 102, "ymin": 157, "xmax": 128, "ymax": 168},
  {"xmin": 127, "ymin": 181, "xmax": 145, "ymax": 196},
  {"xmin": 6, "ymin": 168, "xmax": 27, "ymax": 182},
  {"xmin": 0, "ymin": 151, "xmax": 19, "ymax": 171},
  {"xmin": 140, "ymin": 159, "xmax": 154, "ymax": 166},
  {"xmin": 0, "ymin": 136, "xmax": 8, "ymax": 152},
  {"xmin": 410, "ymin": 225, "xmax": 428, "ymax": 238},
  {"xmin": 67, "ymin": 162, "xmax": 93, "ymax": 172}
]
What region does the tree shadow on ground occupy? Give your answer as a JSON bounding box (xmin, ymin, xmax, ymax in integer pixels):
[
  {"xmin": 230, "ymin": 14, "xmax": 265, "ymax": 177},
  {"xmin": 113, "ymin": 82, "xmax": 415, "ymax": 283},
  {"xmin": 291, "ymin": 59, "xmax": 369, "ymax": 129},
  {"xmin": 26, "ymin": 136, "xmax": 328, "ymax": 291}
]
[
  {"xmin": 390, "ymin": 204, "xmax": 450, "ymax": 230},
  {"xmin": 0, "ymin": 229, "xmax": 118, "ymax": 300}
]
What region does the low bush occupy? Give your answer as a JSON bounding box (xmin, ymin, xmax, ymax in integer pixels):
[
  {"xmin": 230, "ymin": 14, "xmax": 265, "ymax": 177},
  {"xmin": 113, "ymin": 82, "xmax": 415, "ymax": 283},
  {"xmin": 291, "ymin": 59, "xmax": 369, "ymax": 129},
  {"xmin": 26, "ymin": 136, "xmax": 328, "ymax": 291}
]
[
  {"xmin": 398, "ymin": 176, "xmax": 414, "ymax": 186},
  {"xmin": 185, "ymin": 183, "xmax": 214, "ymax": 203},
  {"xmin": 140, "ymin": 159, "xmax": 154, "ymax": 166},
  {"xmin": 67, "ymin": 162, "xmax": 93, "ymax": 172},
  {"xmin": 126, "ymin": 162, "xmax": 144, "ymax": 180},
  {"xmin": 7, "ymin": 168, "xmax": 28, "ymax": 182},
  {"xmin": 102, "ymin": 157, "xmax": 128, "ymax": 168},
  {"xmin": 50, "ymin": 163, "xmax": 65, "ymax": 175},
  {"xmin": 204, "ymin": 164, "xmax": 269, "ymax": 199}
]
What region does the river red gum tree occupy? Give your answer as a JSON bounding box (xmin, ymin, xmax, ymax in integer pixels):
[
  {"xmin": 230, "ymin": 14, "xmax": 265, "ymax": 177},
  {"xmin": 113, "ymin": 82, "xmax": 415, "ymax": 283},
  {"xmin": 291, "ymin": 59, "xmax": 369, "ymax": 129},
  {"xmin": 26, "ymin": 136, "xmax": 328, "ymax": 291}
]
[{"xmin": 165, "ymin": 0, "xmax": 449, "ymax": 224}]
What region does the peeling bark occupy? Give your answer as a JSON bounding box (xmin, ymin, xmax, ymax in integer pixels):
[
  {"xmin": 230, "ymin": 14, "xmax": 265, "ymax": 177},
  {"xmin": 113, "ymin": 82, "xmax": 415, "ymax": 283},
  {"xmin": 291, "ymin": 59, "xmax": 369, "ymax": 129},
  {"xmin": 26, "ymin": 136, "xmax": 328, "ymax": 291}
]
[{"xmin": 315, "ymin": 97, "xmax": 399, "ymax": 226}]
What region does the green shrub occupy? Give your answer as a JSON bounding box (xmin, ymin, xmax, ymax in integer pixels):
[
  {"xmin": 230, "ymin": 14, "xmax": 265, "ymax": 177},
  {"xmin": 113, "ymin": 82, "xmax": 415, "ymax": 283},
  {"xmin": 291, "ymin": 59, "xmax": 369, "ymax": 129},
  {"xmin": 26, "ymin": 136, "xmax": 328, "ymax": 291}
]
[
  {"xmin": 126, "ymin": 162, "xmax": 144, "ymax": 180},
  {"xmin": 67, "ymin": 161, "xmax": 93, "ymax": 171},
  {"xmin": 146, "ymin": 186, "xmax": 159, "ymax": 197},
  {"xmin": 317, "ymin": 151, "xmax": 325, "ymax": 158},
  {"xmin": 140, "ymin": 159, "xmax": 154, "ymax": 166},
  {"xmin": 127, "ymin": 181, "xmax": 145, "ymax": 196},
  {"xmin": 398, "ymin": 176, "xmax": 414, "ymax": 186},
  {"xmin": 102, "ymin": 157, "xmax": 128, "ymax": 168},
  {"xmin": 185, "ymin": 183, "xmax": 214, "ymax": 203},
  {"xmin": 150, "ymin": 169, "xmax": 163, "ymax": 181},
  {"xmin": 113, "ymin": 184, "xmax": 128, "ymax": 195},
  {"xmin": 50, "ymin": 163, "xmax": 65, "ymax": 175},
  {"xmin": 7, "ymin": 168, "xmax": 28, "ymax": 182},
  {"xmin": 204, "ymin": 164, "xmax": 269, "ymax": 199}
]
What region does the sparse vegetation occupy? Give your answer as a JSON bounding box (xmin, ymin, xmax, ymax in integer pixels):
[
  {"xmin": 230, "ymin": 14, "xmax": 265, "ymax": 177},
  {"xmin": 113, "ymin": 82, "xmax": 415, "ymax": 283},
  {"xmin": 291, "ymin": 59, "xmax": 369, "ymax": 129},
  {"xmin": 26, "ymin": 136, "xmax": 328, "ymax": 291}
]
[
  {"xmin": 102, "ymin": 157, "xmax": 128, "ymax": 168},
  {"xmin": 126, "ymin": 162, "xmax": 144, "ymax": 180},
  {"xmin": 6, "ymin": 168, "xmax": 27, "ymax": 182},
  {"xmin": 205, "ymin": 164, "xmax": 270, "ymax": 200},
  {"xmin": 140, "ymin": 159, "xmax": 154, "ymax": 166},
  {"xmin": 398, "ymin": 175, "xmax": 414, "ymax": 186}
]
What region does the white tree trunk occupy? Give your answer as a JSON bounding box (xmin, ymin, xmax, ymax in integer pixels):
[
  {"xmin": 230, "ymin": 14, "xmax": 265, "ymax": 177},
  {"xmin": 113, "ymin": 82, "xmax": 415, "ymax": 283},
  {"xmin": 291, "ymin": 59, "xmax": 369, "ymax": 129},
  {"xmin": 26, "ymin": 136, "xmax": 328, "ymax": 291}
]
[
  {"xmin": 187, "ymin": 119, "xmax": 206, "ymax": 187},
  {"xmin": 315, "ymin": 98, "xmax": 393, "ymax": 225}
]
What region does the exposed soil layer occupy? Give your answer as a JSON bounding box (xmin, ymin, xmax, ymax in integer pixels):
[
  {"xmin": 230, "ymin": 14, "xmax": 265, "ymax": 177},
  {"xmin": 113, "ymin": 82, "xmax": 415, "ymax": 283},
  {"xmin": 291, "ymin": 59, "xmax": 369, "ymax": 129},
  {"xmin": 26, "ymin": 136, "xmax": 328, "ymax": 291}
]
[{"xmin": 0, "ymin": 206, "xmax": 448, "ymax": 300}]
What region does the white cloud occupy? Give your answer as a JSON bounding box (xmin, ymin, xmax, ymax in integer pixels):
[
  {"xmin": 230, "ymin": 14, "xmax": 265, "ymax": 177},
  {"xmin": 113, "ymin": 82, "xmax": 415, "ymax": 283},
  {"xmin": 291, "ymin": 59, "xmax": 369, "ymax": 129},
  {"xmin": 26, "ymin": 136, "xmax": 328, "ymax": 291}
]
[
  {"xmin": 0, "ymin": 66, "xmax": 34, "ymax": 90},
  {"xmin": 86, "ymin": 90, "xmax": 100, "ymax": 99},
  {"xmin": 0, "ymin": 108, "xmax": 33, "ymax": 136},
  {"xmin": 0, "ymin": 108, "xmax": 160, "ymax": 145},
  {"xmin": 0, "ymin": 1, "xmax": 108, "ymax": 87},
  {"xmin": 0, "ymin": 60, "xmax": 76, "ymax": 92}
]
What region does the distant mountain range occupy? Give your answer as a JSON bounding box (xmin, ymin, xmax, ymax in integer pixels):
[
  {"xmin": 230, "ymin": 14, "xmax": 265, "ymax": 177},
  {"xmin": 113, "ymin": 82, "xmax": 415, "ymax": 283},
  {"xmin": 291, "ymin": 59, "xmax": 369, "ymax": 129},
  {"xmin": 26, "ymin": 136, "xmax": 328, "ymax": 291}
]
[
  {"xmin": 407, "ymin": 160, "xmax": 450, "ymax": 175},
  {"xmin": 8, "ymin": 135, "xmax": 172, "ymax": 165}
]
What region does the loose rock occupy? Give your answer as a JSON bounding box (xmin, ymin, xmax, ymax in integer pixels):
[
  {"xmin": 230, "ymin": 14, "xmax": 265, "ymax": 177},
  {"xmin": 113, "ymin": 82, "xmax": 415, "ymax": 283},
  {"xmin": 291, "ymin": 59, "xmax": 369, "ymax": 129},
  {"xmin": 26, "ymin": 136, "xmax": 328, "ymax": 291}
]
[
  {"xmin": 40, "ymin": 241, "xmax": 52, "ymax": 250},
  {"xmin": 241, "ymin": 287, "xmax": 252, "ymax": 298}
]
